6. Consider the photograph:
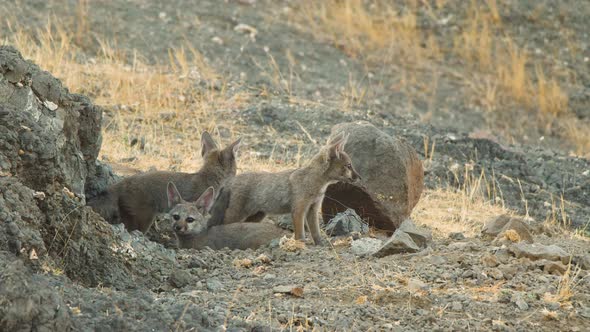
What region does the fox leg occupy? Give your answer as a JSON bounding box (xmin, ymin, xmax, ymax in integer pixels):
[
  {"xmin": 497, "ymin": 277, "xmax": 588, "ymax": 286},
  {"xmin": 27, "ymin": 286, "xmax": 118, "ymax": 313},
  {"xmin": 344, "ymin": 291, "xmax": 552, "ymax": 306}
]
[
  {"xmin": 292, "ymin": 200, "xmax": 308, "ymax": 241},
  {"xmin": 306, "ymin": 200, "xmax": 324, "ymax": 245}
]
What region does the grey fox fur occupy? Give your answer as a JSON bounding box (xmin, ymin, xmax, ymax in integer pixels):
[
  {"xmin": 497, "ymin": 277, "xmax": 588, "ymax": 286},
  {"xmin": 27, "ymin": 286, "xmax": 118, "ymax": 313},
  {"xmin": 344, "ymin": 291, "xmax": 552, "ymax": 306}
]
[
  {"xmin": 206, "ymin": 132, "xmax": 360, "ymax": 245},
  {"xmin": 87, "ymin": 131, "xmax": 241, "ymax": 233},
  {"xmin": 166, "ymin": 182, "xmax": 289, "ymax": 250}
]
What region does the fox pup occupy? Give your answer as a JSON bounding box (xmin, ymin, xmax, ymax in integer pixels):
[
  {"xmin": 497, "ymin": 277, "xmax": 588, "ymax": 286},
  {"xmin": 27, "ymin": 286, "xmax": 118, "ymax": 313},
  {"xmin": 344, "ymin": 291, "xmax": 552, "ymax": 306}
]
[
  {"xmin": 208, "ymin": 132, "xmax": 361, "ymax": 245},
  {"xmin": 166, "ymin": 182, "xmax": 289, "ymax": 250},
  {"xmin": 87, "ymin": 131, "xmax": 241, "ymax": 233}
]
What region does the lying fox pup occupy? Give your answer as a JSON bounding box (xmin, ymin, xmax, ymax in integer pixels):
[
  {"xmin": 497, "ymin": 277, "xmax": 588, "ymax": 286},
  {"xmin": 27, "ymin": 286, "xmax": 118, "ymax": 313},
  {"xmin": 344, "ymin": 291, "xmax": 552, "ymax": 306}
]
[
  {"xmin": 208, "ymin": 132, "xmax": 361, "ymax": 245},
  {"xmin": 166, "ymin": 182, "xmax": 289, "ymax": 250},
  {"xmin": 87, "ymin": 131, "xmax": 241, "ymax": 233}
]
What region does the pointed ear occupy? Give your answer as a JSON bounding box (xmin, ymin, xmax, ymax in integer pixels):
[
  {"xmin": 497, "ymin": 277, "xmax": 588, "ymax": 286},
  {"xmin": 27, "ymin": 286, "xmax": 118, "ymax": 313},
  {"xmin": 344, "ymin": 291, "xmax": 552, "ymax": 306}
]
[
  {"xmin": 327, "ymin": 132, "xmax": 345, "ymax": 145},
  {"xmin": 167, "ymin": 182, "xmax": 183, "ymax": 208},
  {"xmin": 229, "ymin": 137, "xmax": 241, "ymax": 157},
  {"xmin": 195, "ymin": 187, "xmax": 216, "ymax": 213},
  {"xmin": 328, "ymin": 132, "xmax": 348, "ymax": 159},
  {"xmin": 201, "ymin": 131, "xmax": 219, "ymax": 157}
]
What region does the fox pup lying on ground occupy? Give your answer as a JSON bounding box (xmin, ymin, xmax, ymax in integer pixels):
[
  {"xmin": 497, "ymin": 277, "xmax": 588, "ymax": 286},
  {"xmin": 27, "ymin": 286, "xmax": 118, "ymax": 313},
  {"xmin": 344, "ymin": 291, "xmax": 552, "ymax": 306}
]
[
  {"xmin": 87, "ymin": 131, "xmax": 241, "ymax": 233},
  {"xmin": 166, "ymin": 182, "xmax": 289, "ymax": 250},
  {"xmin": 208, "ymin": 132, "xmax": 361, "ymax": 245}
]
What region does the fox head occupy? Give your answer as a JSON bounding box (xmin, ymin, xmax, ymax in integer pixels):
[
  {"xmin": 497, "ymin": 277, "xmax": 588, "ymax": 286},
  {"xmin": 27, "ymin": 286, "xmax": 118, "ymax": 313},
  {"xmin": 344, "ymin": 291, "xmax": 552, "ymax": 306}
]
[
  {"xmin": 200, "ymin": 131, "xmax": 241, "ymax": 178},
  {"xmin": 166, "ymin": 182, "xmax": 216, "ymax": 237},
  {"xmin": 321, "ymin": 132, "xmax": 361, "ymax": 184}
]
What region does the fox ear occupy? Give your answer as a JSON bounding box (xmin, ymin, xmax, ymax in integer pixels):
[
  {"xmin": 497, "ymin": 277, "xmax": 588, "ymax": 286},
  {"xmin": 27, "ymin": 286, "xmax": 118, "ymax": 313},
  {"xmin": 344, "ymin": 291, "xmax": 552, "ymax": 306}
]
[
  {"xmin": 167, "ymin": 182, "xmax": 183, "ymax": 208},
  {"xmin": 229, "ymin": 137, "xmax": 241, "ymax": 156},
  {"xmin": 328, "ymin": 132, "xmax": 348, "ymax": 159},
  {"xmin": 195, "ymin": 187, "xmax": 216, "ymax": 213},
  {"xmin": 201, "ymin": 131, "xmax": 219, "ymax": 157}
]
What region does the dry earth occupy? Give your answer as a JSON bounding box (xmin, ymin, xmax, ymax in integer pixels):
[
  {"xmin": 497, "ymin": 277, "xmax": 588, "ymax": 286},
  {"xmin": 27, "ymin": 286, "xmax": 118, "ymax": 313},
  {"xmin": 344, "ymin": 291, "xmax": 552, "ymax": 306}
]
[{"xmin": 1, "ymin": 0, "xmax": 589, "ymax": 331}]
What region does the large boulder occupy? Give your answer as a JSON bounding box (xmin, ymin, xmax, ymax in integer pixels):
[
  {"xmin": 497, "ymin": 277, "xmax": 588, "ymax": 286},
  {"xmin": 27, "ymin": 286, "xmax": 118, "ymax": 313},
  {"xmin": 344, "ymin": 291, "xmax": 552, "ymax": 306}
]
[{"xmin": 322, "ymin": 121, "xmax": 424, "ymax": 232}]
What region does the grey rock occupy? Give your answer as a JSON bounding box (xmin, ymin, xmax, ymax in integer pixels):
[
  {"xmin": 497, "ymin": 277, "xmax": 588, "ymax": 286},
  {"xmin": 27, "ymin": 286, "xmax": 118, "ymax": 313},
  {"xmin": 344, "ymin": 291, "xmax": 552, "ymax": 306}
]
[
  {"xmin": 398, "ymin": 218, "xmax": 431, "ymax": 248},
  {"xmin": 207, "ymin": 278, "xmax": 225, "ymax": 292},
  {"xmin": 374, "ymin": 230, "xmax": 420, "ymax": 257},
  {"xmin": 486, "ymin": 268, "xmax": 504, "ymax": 280},
  {"xmin": 169, "ymin": 269, "xmax": 192, "ymax": 288},
  {"xmin": 351, "ymin": 238, "xmax": 382, "ymax": 256},
  {"xmin": 510, "ymin": 293, "xmax": 529, "ymax": 311},
  {"xmin": 0, "ymin": 255, "xmax": 72, "ymax": 331},
  {"xmin": 323, "ymin": 121, "xmax": 424, "ymax": 231},
  {"xmin": 276, "ymin": 214, "xmax": 293, "ymax": 231},
  {"xmin": 572, "ymin": 254, "xmax": 590, "ymax": 270},
  {"xmin": 451, "ymin": 301, "xmax": 463, "ymax": 311},
  {"xmin": 407, "ymin": 278, "xmax": 428, "ymax": 292},
  {"xmin": 324, "ymin": 209, "xmax": 368, "ymax": 236},
  {"xmin": 498, "ymin": 264, "xmax": 518, "ymax": 280},
  {"xmin": 449, "ymin": 232, "xmax": 465, "ymax": 240},
  {"xmin": 483, "ymin": 215, "xmax": 534, "ymax": 243},
  {"xmin": 509, "ymin": 243, "xmax": 570, "ymax": 264}
]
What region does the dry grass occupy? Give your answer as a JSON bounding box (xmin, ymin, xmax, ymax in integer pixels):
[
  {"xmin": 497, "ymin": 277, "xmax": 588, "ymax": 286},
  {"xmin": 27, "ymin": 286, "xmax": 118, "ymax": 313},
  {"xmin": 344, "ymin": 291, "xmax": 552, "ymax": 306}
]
[
  {"xmin": 289, "ymin": 0, "xmax": 585, "ymax": 153},
  {"xmin": 412, "ymin": 165, "xmax": 509, "ymax": 237},
  {"xmin": 5, "ymin": 20, "xmax": 250, "ymax": 173},
  {"xmin": 543, "ymin": 263, "xmax": 583, "ymax": 305}
]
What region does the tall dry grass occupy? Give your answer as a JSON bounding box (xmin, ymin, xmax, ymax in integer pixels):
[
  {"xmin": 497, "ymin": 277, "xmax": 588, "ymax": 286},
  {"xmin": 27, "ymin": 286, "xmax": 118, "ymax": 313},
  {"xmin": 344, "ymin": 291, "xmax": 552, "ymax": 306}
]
[
  {"xmin": 289, "ymin": 0, "xmax": 586, "ymax": 154},
  {"xmin": 4, "ymin": 20, "xmax": 249, "ymax": 172}
]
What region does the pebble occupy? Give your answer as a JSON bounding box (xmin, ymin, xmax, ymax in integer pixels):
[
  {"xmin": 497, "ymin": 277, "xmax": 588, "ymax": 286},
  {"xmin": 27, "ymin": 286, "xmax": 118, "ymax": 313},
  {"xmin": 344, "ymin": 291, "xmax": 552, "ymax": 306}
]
[{"xmin": 207, "ymin": 278, "xmax": 224, "ymax": 292}]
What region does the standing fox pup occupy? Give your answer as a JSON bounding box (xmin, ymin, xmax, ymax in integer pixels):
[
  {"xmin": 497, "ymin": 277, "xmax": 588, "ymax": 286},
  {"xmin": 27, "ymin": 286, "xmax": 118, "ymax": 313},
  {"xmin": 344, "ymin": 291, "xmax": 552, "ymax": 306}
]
[
  {"xmin": 167, "ymin": 183, "xmax": 289, "ymax": 250},
  {"xmin": 87, "ymin": 131, "xmax": 241, "ymax": 233},
  {"xmin": 208, "ymin": 132, "xmax": 360, "ymax": 245}
]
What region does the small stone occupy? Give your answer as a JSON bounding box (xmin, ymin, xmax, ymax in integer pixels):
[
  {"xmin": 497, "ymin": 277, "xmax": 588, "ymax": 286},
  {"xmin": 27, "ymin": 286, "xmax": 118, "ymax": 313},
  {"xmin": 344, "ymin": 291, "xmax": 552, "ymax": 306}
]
[
  {"xmin": 43, "ymin": 100, "xmax": 58, "ymax": 111},
  {"xmin": 33, "ymin": 191, "xmax": 46, "ymax": 200},
  {"xmin": 511, "ymin": 293, "xmax": 529, "ymax": 311},
  {"xmin": 541, "ymin": 260, "xmax": 568, "ymax": 275},
  {"xmin": 486, "ymin": 268, "xmax": 504, "ymax": 280},
  {"xmin": 234, "ymin": 23, "xmax": 258, "ymax": 40},
  {"xmin": 255, "ymin": 254, "xmax": 272, "ymax": 264},
  {"xmin": 451, "ymin": 301, "xmax": 462, "ymax": 311},
  {"xmin": 407, "ymin": 278, "xmax": 428, "ymax": 292},
  {"xmin": 497, "ymin": 290, "xmax": 512, "ymax": 303},
  {"xmin": 498, "ymin": 264, "xmax": 518, "ymax": 280},
  {"xmin": 169, "ymin": 269, "xmax": 192, "ymax": 288},
  {"xmin": 495, "ymin": 248, "xmax": 513, "ymax": 264},
  {"xmin": 273, "ymin": 285, "xmax": 304, "ymax": 297},
  {"xmin": 374, "ymin": 230, "xmax": 420, "ymax": 257},
  {"xmin": 481, "ymin": 254, "xmax": 499, "ymax": 267},
  {"xmin": 206, "ymin": 278, "xmax": 224, "ymax": 292},
  {"xmin": 572, "ymin": 254, "xmax": 590, "ymax": 270},
  {"xmin": 189, "ymin": 257, "xmax": 208, "ymax": 268},
  {"xmin": 398, "ymin": 218, "xmax": 431, "ymax": 248},
  {"xmin": 447, "ymin": 241, "xmax": 477, "ymax": 251},
  {"xmin": 263, "ymin": 273, "xmax": 276, "ymax": 280},
  {"xmin": 351, "ymin": 238, "xmax": 382, "ymax": 256},
  {"xmin": 324, "ymin": 209, "xmax": 368, "ymax": 236},
  {"xmin": 509, "ymin": 243, "xmax": 570, "ymax": 264},
  {"xmin": 492, "ymin": 320, "xmax": 510, "ymax": 331},
  {"xmin": 449, "ymin": 232, "xmax": 465, "ymax": 240},
  {"xmin": 428, "ymin": 255, "xmax": 447, "ymax": 265}
]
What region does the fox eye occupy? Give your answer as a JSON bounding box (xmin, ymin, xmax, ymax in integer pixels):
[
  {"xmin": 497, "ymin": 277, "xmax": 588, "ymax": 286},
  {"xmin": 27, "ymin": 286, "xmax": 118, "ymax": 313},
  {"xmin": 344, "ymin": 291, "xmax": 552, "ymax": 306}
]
[
  {"xmin": 346, "ymin": 163, "xmax": 352, "ymax": 169},
  {"xmin": 172, "ymin": 214, "xmax": 180, "ymax": 221},
  {"xmin": 186, "ymin": 217, "xmax": 195, "ymax": 223}
]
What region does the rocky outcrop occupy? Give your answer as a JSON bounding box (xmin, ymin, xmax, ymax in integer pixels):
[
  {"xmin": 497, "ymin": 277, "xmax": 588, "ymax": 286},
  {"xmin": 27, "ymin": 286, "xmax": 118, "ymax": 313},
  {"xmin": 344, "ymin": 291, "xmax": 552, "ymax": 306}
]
[{"xmin": 322, "ymin": 121, "xmax": 424, "ymax": 232}]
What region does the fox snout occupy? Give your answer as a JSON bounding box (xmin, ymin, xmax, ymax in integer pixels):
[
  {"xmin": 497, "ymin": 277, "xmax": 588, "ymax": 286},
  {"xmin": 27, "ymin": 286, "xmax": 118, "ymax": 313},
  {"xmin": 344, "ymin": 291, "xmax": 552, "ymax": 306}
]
[
  {"xmin": 174, "ymin": 221, "xmax": 187, "ymax": 233},
  {"xmin": 351, "ymin": 168, "xmax": 362, "ymax": 182},
  {"xmin": 172, "ymin": 217, "xmax": 206, "ymax": 235}
]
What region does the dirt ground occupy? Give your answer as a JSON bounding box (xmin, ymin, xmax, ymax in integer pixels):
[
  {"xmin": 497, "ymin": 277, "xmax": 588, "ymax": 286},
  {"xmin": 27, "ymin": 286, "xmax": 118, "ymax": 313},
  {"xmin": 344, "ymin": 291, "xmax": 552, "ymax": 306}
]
[{"xmin": 1, "ymin": 0, "xmax": 589, "ymax": 331}]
